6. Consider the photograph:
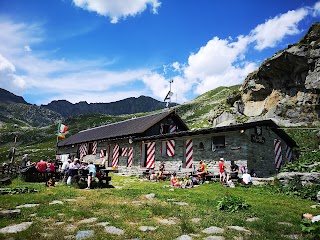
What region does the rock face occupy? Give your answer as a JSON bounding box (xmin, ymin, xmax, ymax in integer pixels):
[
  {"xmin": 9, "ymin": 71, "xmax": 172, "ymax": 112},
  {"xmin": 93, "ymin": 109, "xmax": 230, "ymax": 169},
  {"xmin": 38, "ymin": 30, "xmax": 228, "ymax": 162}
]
[{"xmin": 240, "ymin": 22, "xmax": 320, "ymax": 126}]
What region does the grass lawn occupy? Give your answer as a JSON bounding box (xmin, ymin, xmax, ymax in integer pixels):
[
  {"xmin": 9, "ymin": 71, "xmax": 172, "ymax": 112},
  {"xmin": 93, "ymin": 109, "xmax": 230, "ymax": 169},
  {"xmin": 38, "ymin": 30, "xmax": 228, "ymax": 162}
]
[{"xmin": 0, "ymin": 175, "xmax": 319, "ymax": 240}]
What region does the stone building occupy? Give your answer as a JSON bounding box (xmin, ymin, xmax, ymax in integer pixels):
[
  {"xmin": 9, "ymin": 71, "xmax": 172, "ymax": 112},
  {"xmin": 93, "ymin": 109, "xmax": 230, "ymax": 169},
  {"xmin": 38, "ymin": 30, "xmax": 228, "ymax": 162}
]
[{"xmin": 57, "ymin": 110, "xmax": 297, "ymax": 177}]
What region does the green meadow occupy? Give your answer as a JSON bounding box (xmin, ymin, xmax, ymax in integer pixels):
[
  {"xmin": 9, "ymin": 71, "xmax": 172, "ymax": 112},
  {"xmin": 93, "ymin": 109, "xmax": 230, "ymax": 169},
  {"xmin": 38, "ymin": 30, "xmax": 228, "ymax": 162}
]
[{"xmin": 1, "ymin": 175, "xmax": 319, "ymax": 240}]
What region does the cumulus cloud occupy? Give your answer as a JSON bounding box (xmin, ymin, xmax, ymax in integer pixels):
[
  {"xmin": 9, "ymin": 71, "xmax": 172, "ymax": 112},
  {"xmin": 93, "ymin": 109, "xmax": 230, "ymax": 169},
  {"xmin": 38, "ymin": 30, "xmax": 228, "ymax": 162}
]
[
  {"xmin": 0, "ymin": 54, "xmax": 27, "ymax": 92},
  {"xmin": 249, "ymin": 8, "xmax": 308, "ymax": 50},
  {"xmin": 313, "ymin": 1, "xmax": 320, "ymax": 16},
  {"xmin": 72, "ymin": 0, "xmax": 161, "ymax": 23},
  {"xmin": 171, "ymin": 7, "xmax": 310, "ymax": 96}
]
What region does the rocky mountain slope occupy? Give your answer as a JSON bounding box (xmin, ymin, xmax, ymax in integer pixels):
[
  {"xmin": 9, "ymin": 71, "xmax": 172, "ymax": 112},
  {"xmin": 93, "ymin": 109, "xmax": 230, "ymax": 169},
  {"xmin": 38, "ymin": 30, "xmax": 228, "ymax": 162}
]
[
  {"xmin": 210, "ymin": 22, "xmax": 320, "ymax": 127},
  {"xmin": 0, "ymin": 88, "xmax": 28, "ymax": 104},
  {"xmin": 41, "ymin": 96, "xmax": 175, "ymax": 118}
]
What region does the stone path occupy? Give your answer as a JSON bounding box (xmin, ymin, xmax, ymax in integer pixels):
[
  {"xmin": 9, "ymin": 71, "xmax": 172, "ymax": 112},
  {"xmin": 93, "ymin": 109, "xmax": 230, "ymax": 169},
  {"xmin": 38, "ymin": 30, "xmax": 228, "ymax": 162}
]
[{"xmin": 0, "ymin": 200, "xmax": 260, "ymax": 239}]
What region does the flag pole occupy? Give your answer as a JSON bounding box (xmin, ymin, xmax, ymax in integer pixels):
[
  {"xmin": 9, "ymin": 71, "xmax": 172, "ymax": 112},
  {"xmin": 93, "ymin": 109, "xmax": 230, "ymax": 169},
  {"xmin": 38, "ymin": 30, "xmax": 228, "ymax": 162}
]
[{"xmin": 56, "ymin": 120, "xmax": 61, "ymax": 160}]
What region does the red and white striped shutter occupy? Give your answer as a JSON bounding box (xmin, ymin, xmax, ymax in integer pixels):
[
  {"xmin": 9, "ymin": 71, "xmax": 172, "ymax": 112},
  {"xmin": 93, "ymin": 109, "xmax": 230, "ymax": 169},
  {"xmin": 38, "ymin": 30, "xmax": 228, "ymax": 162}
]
[
  {"xmin": 121, "ymin": 147, "xmax": 128, "ymax": 156},
  {"xmin": 167, "ymin": 140, "xmax": 175, "ymax": 157},
  {"xmin": 112, "ymin": 144, "xmax": 120, "ymax": 168},
  {"xmin": 79, "ymin": 143, "xmax": 88, "ymax": 159},
  {"xmin": 274, "ymin": 139, "xmax": 283, "ymax": 170},
  {"xmin": 186, "ymin": 139, "xmax": 193, "ymax": 169},
  {"xmin": 170, "ymin": 125, "xmax": 177, "ymax": 133},
  {"xmin": 100, "ymin": 149, "xmax": 105, "ymax": 158},
  {"xmin": 167, "ymin": 125, "xmax": 176, "ymax": 156},
  {"xmin": 127, "ymin": 147, "xmax": 133, "ymax": 167},
  {"xmin": 285, "ymin": 145, "xmax": 293, "ymax": 162},
  {"xmin": 146, "ymin": 142, "xmax": 155, "ymax": 169},
  {"xmin": 92, "ymin": 141, "xmax": 97, "ymax": 155}
]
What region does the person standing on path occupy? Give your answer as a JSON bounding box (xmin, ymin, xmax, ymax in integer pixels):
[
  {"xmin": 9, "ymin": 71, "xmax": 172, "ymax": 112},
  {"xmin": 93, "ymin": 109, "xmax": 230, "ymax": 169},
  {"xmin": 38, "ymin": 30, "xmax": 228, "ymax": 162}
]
[{"xmin": 85, "ymin": 161, "xmax": 96, "ymax": 189}]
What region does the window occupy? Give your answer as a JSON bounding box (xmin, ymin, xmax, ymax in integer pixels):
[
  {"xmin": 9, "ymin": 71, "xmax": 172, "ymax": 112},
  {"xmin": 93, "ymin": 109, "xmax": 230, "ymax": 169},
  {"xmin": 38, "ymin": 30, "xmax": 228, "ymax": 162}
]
[
  {"xmin": 88, "ymin": 142, "xmax": 94, "ymax": 155},
  {"xmin": 199, "ymin": 142, "xmax": 204, "ymax": 150},
  {"xmin": 87, "ymin": 141, "xmax": 97, "ymax": 155},
  {"xmin": 212, "ymin": 136, "xmax": 225, "ymax": 151}
]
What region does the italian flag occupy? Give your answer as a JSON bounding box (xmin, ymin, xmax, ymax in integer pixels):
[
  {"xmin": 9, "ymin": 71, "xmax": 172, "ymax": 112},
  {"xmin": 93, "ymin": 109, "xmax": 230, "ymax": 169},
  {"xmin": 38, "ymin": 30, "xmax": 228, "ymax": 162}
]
[{"xmin": 58, "ymin": 122, "xmax": 68, "ymax": 134}]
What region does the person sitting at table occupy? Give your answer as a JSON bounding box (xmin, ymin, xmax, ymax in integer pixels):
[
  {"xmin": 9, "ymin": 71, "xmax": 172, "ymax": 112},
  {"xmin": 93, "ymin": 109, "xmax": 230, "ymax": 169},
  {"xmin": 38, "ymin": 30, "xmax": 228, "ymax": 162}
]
[
  {"xmin": 197, "ymin": 160, "xmax": 207, "ymax": 184},
  {"xmin": 226, "ymin": 160, "xmax": 239, "ymax": 181},
  {"xmin": 46, "ymin": 159, "xmax": 55, "ymax": 173},
  {"xmin": 36, "ymin": 159, "xmax": 47, "ymax": 173},
  {"xmin": 68, "ymin": 158, "xmax": 80, "ymax": 177}
]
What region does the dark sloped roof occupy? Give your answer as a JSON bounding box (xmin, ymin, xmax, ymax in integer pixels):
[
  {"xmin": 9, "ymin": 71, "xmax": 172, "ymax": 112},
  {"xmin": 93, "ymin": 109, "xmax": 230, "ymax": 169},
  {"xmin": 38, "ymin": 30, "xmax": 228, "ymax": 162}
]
[
  {"xmin": 58, "ymin": 110, "xmax": 184, "ymax": 146},
  {"xmin": 135, "ymin": 119, "xmax": 298, "ymax": 148}
]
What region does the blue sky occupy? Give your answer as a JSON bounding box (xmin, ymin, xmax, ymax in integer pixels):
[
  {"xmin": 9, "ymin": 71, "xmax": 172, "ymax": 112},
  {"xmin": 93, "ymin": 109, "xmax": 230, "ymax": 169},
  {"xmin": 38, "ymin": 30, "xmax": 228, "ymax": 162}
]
[{"xmin": 0, "ymin": 0, "xmax": 319, "ymax": 105}]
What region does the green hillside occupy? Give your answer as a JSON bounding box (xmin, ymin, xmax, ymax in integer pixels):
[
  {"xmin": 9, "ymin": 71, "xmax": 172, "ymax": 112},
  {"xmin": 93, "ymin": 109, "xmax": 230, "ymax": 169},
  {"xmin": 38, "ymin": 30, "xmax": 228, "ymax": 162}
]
[{"xmin": 176, "ymin": 85, "xmax": 241, "ymax": 129}]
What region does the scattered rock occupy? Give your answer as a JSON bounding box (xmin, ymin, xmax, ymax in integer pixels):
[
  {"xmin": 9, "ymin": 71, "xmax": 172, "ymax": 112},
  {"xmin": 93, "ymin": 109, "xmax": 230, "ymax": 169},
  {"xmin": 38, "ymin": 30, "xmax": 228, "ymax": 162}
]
[
  {"xmin": 227, "ymin": 226, "xmax": 251, "ymax": 233},
  {"xmin": 79, "ymin": 218, "xmax": 97, "ymax": 224},
  {"xmin": 158, "ymin": 218, "xmax": 176, "ymax": 225},
  {"xmin": 176, "ymin": 235, "xmax": 193, "ymax": 240},
  {"xmin": 0, "ymin": 209, "xmax": 21, "ymax": 216},
  {"xmin": 16, "ymin": 203, "xmax": 39, "ymax": 208},
  {"xmin": 76, "ymin": 230, "xmax": 94, "ymax": 240},
  {"xmin": 49, "ymin": 200, "xmax": 64, "ymax": 205},
  {"xmin": 311, "ymin": 204, "xmax": 320, "ymax": 209},
  {"xmin": 203, "ymin": 236, "xmax": 225, "ymax": 240},
  {"xmin": 139, "ymin": 226, "xmax": 158, "ymax": 231},
  {"xmin": 29, "ymin": 213, "xmax": 37, "ymax": 217},
  {"xmin": 202, "ymin": 226, "xmax": 224, "ymax": 234},
  {"xmin": 96, "ymin": 222, "xmax": 110, "ymax": 227},
  {"xmin": 0, "ymin": 222, "xmax": 33, "ymax": 234},
  {"xmin": 246, "ymin": 217, "xmax": 259, "ymax": 222},
  {"xmin": 104, "ymin": 226, "xmax": 125, "ymax": 235},
  {"xmin": 145, "ymin": 193, "xmax": 156, "ymax": 199},
  {"xmin": 55, "ymin": 222, "xmax": 65, "ymax": 225},
  {"xmin": 317, "ymin": 191, "xmax": 320, "ymax": 202}
]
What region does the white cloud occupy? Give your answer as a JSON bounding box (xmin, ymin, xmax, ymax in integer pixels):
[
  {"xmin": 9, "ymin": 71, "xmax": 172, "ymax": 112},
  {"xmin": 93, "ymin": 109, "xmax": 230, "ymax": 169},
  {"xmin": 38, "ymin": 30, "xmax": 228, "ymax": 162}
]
[
  {"xmin": 0, "ymin": 54, "xmax": 15, "ymax": 72},
  {"xmin": 177, "ymin": 7, "xmax": 310, "ymax": 95},
  {"xmin": 313, "ymin": 1, "xmax": 320, "ymax": 16},
  {"xmin": 249, "ymin": 8, "xmax": 308, "ymax": 50},
  {"xmin": 24, "ymin": 45, "xmax": 32, "ymax": 52},
  {"xmin": 72, "ymin": 0, "xmax": 161, "ymax": 23},
  {"xmin": 0, "ymin": 54, "xmax": 27, "ymax": 93}
]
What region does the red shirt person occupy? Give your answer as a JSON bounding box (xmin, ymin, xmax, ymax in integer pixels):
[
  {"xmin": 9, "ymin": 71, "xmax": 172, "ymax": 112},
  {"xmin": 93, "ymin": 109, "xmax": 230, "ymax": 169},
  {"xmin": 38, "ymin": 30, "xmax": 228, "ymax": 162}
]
[
  {"xmin": 218, "ymin": 158, "xmax": 226, "ymax": 182},
  {"xmin": 36, "ymin": 160, "xmax": 47, "ymax": 172}
]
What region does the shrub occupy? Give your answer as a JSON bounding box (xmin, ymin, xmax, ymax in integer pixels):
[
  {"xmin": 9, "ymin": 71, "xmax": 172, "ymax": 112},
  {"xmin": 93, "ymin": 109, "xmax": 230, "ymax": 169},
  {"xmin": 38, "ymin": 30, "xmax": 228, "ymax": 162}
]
[
  {"xmin": 217, "ymin": 194, "xmax": 250, "ymax": 212},
  {"xmin": 301, "ymin": 219, "xmax": 320, "ymax": 239}
]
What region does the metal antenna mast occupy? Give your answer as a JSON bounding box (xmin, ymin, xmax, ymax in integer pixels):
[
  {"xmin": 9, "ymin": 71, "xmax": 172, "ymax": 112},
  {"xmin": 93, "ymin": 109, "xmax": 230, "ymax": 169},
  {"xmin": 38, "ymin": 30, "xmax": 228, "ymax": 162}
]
[{"xmin": 164, "ymin": 79, "xmax": 174, "ymax": 108}]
